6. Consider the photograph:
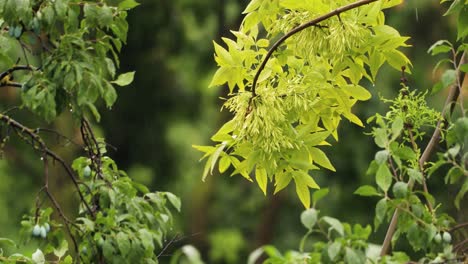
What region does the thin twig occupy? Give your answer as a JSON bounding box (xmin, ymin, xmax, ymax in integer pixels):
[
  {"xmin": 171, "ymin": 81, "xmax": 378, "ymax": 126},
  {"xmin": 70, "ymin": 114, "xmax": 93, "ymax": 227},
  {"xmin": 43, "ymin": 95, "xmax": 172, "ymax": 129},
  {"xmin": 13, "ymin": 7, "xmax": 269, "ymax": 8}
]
[{"xmin": 0, "ymin": 114, "xmax": 94, "ymax": 217}]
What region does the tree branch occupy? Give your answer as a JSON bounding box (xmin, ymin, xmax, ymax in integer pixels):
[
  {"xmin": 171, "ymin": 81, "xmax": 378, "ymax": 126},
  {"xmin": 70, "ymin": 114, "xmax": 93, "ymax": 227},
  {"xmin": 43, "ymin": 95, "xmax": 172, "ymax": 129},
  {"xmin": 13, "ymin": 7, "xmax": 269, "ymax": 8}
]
[
  {"xmin": 250, "ymin": 0, "xmax": 379, "ymax": 97},
  {"xmin": 0, "ymin": 114, "xmax": 94, "ymax": 217},
  {"xmin": 380, "ymin": 52, "xmax": 466, "ymax": 256}
]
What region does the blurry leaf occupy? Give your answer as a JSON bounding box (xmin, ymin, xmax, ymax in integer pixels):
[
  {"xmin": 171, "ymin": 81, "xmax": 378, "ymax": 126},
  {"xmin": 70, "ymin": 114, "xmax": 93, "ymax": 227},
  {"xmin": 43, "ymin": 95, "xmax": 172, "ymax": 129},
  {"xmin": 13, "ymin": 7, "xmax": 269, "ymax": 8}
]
[
  {"xmin": 247, "ymin": 247, "xmax": 264, "ymax": 264},
  {"xmin": 342, "ymin": 85, "xmax": 371, "ymax": 101},
  {"xmin": 457, "ymin": 6, "xmax": 468, "ymax": 40},
  {"xmin": 210, "ymin": 143, "xmax": 226, "ymax": 174},
  {"xmin": 391, "ymin": 117, "xmax": 403, "ymax": 140},
  {"xmin": 440, "ymin": 69, "xmax": 457, "ymax": 89},
  {"xmin": 427, "ymin": 40, "xmax": 452, "ymax": 55},
  {"xmin": 218, "ymin": 156, "xmax": 231, "ymax": 173},
  {"xmin": 444, "ymin": 0, "xmax": 464, "ymax": 15},
  {"xmin": 165, "ymin": 192, "xmax": 181, "ymax": 212},
  {"xmin": 322, "ymin": 216, "xmax": 344, "ymax": 236},
  {"xmin": 376, "ymin": 164, "xmax": 392, "ymax": 193},
  {"xmin": 255, "ymin": 166, "xmax": 268, "ymax": 195},
  {"xmin": 374, "ymin": 198, "xmax": 387, "ymax": 230},
  {"xmin": 53, "ymin": 240, "xmax": 68, "ymax": 258},
  {"xmin": 407, "ymin": 223, "xmax": 426, "ymax": 251},
  {"xmin": 407, "ymin": 168, "xmax": 423, "ymax": 184},
  {"xmin": 32, "ymin": 249, "xmax": 45, "ymax": 264},
  {"xmin": 293, "ymin": 174, "xmax": 311, "ymax": 209},
  {"xmin": 0, "ymin": 238, "xmax": 16, "ymax": 247},
  {"xmin": 111, "ymin": 72, "xmax": 135, "ymax": 86},
  {"xmin": 460, "ymin": 63, "xmax": 468, "ymax": 73},
  {"xmin": 393, "ymin": 146, "xmax": 417, "ymax": 161},
  {"xmin": 181, "ymin": 245, "xmax": 205, "ymax": 264},
  {"xmin": 383, "ymin": 50, "xmax": 410, "ymax": 71},
  {"xmin": 455, "ymin": 180, "xmax": 468, "ymax": 209},
  {"xmin": 119, "ymin": 0, "xmax": 140, "ymax": 10},
  {"xmin": 300, "ymin": 208, "xmax": 318, "ymax": 230},
  {"xmin": 328, "ymin": 241, "xmax": 342, "ymax": 261},
  {"xmin": 354, "ymin": 185, "xmax": 381, "ymax": 197},
  {"xmin": 117, "ymin": 232, "xmax": 131, "ymax": 256},
  {"xmin": 345, "ymin": 247, "xmax": 363, "ymax": 264},
  {"xmin": 312, "ymin": 188, "xmax": 329, "ymax": 207},
  {"xmin": 375, "ymin": 150, "xmax": 389, "ymax": 165},
  {"xmin": 274, "ymin": 171, "xmax": 292, "ymax": 194},
  {"xmin": 309, "ymin": 147, "xmax": 335, "ymax": 171}
]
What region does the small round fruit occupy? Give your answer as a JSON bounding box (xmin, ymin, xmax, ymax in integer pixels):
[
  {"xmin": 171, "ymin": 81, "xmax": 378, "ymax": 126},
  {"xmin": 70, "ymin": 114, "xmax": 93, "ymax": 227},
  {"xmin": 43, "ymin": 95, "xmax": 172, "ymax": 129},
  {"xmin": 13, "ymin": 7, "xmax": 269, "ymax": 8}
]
[
  {"xmin": 39, "ymin": 226, "xmax": 47, "ymax": 238},
  {"xmin": 81, "ymin": 246, "xmax": 88, "ymax": 254},
  {"xmin": 392, "ymin": 182, "xmax": 408, "ymax": 198},
  {"xmin": 442, "ymin": 232, "xmax": 452, "ymax": 243},
  {"xmin": 44, "ymin": 223, "xmax": 50, "ymax": 232},
  {"xmin": 434, "ymin": 233, "xmax": 442, "ymax": 243},
  {"xmin": 83, "ymin": 166, "xmax": 91, "ymax": 178},
  {"xmin": 32, "ymin": 224, "xmax": 41, "ymax": 237}
]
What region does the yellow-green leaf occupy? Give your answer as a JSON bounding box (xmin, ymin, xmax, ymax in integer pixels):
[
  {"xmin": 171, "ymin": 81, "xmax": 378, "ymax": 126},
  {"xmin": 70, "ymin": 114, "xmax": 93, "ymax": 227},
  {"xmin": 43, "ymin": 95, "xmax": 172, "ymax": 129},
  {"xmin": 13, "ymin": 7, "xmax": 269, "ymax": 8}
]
[
  {"xmin": 256, "ymin": 166, "xmax": 268, "ymax": 195},
  {"xmin": 341, "ymin": 85, "xmax": 372, "ymax": 101},
  {"xmin": 293, "ymin": 174, "xmax": 311, "ymax": 209},
  {"xmin": 309, "ymin": 147, "xmax": 336, "ymax": 171},
  {"xmin": 274, "ymin": 171, "xmax": 292, "ymax": 194}
]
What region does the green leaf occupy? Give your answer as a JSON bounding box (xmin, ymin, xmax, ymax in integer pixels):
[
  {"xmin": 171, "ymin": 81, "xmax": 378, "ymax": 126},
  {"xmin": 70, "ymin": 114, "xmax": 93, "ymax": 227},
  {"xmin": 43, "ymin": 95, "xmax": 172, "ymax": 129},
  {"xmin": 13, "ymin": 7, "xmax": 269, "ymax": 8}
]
[
  {"xmin": 444, "ymin": 0, "xmax": 464, "ymax": 15},
  {"xmin": 32, "ymin": 249, "xmax": 45, "ymax": 264},
  {"xmin": 119, "ymin": 0, "xmax": 140, "ymax": 10},
  {"xmin": 293, "ymin": 174, "xmax": 311, "ymax": 209},
  {"xmin": 341, "ymin": 85, "xmax": 371, "ymax": 101},
  {"xmin": 322, "ymin": 216, "xmax": 344, "ymax": 236},
  {"xmin": 274, "ymin": 171, "xmax": 292, "ymax": 194},
  {"xmin": 375, "ymin": 150, "xmax": 389, "ymax": 165},
  {"xmin": 354, "ymin": 185, "xmax": 381, "ymax": 197},
  {"xmin": 455, "ymin": 180, "xmax": 468, "ymax": 209},
  {"xmin": 0, "ymin": 237, "xmax": 16, "ymax": 247},
  {"xmin": 391, "ymin": 117, "xmax": 404, "ymax": 140},
  {"xmin": 312, "ymin": 188, "xmax": 329, "ymax": 207},
  {"xmin": 111, "ymin": 71, "xmax": 135, "ymax": 86},
  {"xmin": 407, "ymin": 168, "xmax": 423, "ymax": 183},
  {"xmin": 376, "ymin": 164, "xmax": 392, "ymax": 193},
  {"xmin": 328, "ymin": 241, "xmax": 342, "ymax": 261},
  {"xmin": 255, "ymin": 166, "xmax": 268, "ymax": 195},
  {"xmin": 374, "ymin": 198, "xmax": 387, "ymax": 230},
  {"xmin": 440, "ymin": 69, "xmax": 457, "ymax": 89},
  {"xmin": 427, "ymin": 40, "xmax": 452, "ymax": 55},
  {"xmin": 211, "ymin": 120, "xmax": 235, "ymax": 142},
  {"xmin": 458, "ymin": 6, "xmax": 468, "ymax": 40},
  {"xmin": 210, "ymin": 143, "xmax": 226, "ymax": 175},
  {"xmin": 300, "ymin": 208, "xmax": 318, "ymax": 230},
  {"xmin": 53, "ymin": 240, "xmax": 68, "ymax": 258},
  {"xmin": 309, "ymin": 147, "xmax": 335, "ymax": 171},
  {"xmin": 383, "ymin": 50, "xmax": 410, "ymax": 71},
  {"xmin": 165, "ymin": 192, "xmax": 181, "ymax": 212},
  {"xmin": 345, "ymin": 247, "xmax": 363, "ymax": 264},
  {"xmin": 393, "ymin": 146, "xmax": 417, "ymax": 161},
  {"xmin": 218, "ymin": 156, "xmax": 231, "ymax": 173},
  {"xmin": 407, "ymin": 223, "xmax": 427, "ymax": 251},
  {"xmin": 117, "ymin": 232, "xmax": 131, "ymax": 256},
  {"xmin": 460, "ymin": 63, "xmax": 468, "ymax": 73}
]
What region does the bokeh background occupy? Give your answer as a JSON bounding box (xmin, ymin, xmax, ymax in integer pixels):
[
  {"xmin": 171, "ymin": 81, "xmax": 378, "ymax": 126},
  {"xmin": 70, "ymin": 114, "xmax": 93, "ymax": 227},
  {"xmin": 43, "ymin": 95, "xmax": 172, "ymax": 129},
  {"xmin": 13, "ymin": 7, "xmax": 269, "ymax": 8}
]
[{"xmin": 0, "ymin": 0, "xmax": 465, "ymax": 263}]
